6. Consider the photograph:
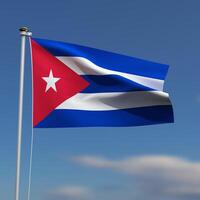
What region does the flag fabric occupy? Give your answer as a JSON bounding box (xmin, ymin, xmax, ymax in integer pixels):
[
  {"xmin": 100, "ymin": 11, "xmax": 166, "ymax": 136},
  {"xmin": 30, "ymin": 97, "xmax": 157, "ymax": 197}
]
[{"xmin": 30, "ymin": 38, "xmax": 174, "ymax": 128}]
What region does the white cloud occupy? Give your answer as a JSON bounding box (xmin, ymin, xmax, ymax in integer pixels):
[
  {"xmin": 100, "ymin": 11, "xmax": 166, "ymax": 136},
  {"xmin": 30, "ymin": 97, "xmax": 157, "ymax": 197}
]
[
  {"xmin": 72, "ymin": 155, "xmax": 112, "ymax": 168},
  {"xmin": 50, "ymin": 185, "xmax": 91, "ymax": 199},
  {"xmin": 72, "ymin": 155, "xmax": 200, "ymax": 198}
]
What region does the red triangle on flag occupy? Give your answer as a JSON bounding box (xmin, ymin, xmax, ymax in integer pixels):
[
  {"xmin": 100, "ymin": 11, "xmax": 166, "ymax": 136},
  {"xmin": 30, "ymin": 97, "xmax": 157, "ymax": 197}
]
[{"xmin": 30, "ymin": 39, "xmax": 89, "ymax": 127}]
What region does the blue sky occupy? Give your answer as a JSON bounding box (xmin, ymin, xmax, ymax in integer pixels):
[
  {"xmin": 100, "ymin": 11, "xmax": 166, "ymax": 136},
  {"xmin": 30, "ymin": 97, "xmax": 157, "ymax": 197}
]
[{"xmin": 1, "ymin": 0, "xmax": 200, "ymax": 200}]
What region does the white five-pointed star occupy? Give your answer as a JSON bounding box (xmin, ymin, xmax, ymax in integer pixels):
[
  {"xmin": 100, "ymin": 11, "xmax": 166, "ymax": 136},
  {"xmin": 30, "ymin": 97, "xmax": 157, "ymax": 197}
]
[{"xmin": 42, "ymin": 69, "xmax": 61, "ymax": 92}]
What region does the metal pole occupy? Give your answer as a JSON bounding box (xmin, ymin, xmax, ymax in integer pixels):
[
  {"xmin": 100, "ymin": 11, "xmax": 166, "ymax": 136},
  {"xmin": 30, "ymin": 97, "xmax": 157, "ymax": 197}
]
[{"xmin": 15, "ymin": 27, "xmax": 32, "ymax": 200}]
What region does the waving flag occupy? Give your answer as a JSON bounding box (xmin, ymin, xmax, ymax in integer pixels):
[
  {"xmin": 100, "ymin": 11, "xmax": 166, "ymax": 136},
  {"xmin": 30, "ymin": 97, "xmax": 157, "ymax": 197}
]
[{"xmin": 30, "ymin": 38, "xmax": 173, "ymax": 128}]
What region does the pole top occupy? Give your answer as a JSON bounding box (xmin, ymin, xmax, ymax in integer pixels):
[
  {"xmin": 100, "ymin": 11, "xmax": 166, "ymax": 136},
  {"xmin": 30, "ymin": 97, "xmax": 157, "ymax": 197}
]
[
  {"xmin": 19, "ymin": 27, "xmax": 29, "ymax": 32},
  {"xmin": 19, "ymin": 27, "xmax": 32, "ymax": 37}
]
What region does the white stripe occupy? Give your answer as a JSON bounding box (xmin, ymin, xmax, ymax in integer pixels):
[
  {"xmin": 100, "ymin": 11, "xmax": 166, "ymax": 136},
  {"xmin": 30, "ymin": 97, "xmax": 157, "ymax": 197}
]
[
  {"xmin": 57, "ymin": 56, "xmax": 164, "ymax": 91},
  {"xmin": 56, "ymin": 91, "xmax": 171, "ymax": 111}
]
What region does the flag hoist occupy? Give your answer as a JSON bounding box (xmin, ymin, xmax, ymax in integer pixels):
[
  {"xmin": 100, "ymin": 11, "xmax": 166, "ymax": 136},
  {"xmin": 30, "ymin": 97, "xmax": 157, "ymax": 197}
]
[{"xmin": 15, "ymin": 26, "xmax": 174, "ymax": 200}]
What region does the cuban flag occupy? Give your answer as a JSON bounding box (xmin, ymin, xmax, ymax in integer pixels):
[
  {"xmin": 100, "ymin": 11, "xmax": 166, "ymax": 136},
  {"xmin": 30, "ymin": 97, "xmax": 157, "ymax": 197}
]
[{"xmin": 30, "ymin": 38, "xmax": 174, "ymax": 128}]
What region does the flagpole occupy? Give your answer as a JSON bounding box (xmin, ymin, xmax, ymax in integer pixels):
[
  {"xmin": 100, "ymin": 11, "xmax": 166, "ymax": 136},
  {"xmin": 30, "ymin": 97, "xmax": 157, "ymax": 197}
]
[{"xmin": 15, "ymin": 27, "xmax": 32, "ymax": 200}]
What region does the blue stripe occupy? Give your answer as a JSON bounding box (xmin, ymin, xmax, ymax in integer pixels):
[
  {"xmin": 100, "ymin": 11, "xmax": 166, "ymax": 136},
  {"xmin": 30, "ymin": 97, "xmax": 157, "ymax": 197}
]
[
  {"xmin": 81, "ymin": 75, "xmax": 153, "ymax": 93},
  {"xmin": 35, "ymin": 105, "xmax": 174, "ymax": 128},
  {"xmin": 33, "ymin": 38, "xmax": 169, "ymax": 80}
]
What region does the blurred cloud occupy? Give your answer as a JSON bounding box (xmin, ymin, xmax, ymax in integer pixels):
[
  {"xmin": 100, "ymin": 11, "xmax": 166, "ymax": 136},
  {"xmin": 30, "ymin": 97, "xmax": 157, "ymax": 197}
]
[
  {"xmin": 72, "ymin": 155, "xmax": 200, "ymax": 199},
  {"xmin": 49, "ymin": 185, "xmax": 91, "ymax": 200}
]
